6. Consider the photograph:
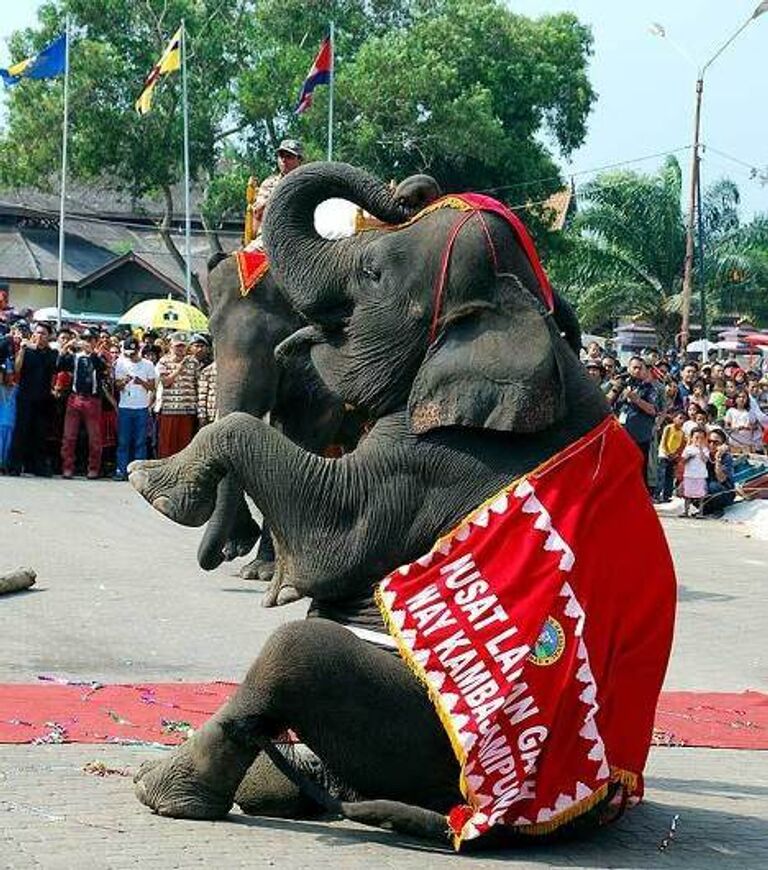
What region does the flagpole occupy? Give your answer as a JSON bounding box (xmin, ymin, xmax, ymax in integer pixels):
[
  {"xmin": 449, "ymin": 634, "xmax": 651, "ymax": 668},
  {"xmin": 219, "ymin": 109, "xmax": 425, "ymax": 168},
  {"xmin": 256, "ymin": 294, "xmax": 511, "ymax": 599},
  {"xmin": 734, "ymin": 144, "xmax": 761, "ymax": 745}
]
[
  {"xmin": 181, "ymin": 19, "xmax": 192, "ymax": 306},
  {"xmin": 56, "ymin": 16, "xmax": 71, "ymax": 331},
  {"xmin": 327, "ymin": 20, "xmax": 334, "ymax": 161}
]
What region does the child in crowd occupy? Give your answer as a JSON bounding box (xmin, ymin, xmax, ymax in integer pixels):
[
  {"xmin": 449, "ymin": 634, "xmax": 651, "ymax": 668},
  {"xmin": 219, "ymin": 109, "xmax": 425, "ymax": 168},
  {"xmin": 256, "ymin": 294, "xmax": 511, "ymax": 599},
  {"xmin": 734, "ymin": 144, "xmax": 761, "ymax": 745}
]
[
  {"xmin": 724, "ymin": 391, "xmax": 755, "ymax": 453},
  {"xmin": 683, "ymin": 406, "xmax": 709, "ymax": 439},
  {"xmin": 0, "ymin": 362, "xmax": 17, "ymax": 472},
  {"xmin": 656, "ymin": 410, "xmax": 686, "ymax": 503},
  {"xmin": 687, "ymin": 379, "xmax": 709, "ymax": 412},
  {"xmin": 680, "ymin": 426, "xmax": 710, "ymax": 518},
  {"xmin": 709, "ymin": 378, "xmax": 727, "ymax": 422}
]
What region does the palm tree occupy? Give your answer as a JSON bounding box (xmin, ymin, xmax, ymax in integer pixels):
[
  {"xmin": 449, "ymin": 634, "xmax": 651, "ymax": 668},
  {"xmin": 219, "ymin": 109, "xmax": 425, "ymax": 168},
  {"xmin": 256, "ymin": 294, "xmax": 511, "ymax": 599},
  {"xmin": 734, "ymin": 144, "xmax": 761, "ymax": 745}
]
[
  {"xmin": 706, "ymin": 215, "xmax": 768, "ymax": 325},
  {"xmin": 548, "ymin": 156, "xmax": 686, "ymax": 347},
  {"xmin": 549, "ymin": 158, "xmax": 768, "ymax": 343}
]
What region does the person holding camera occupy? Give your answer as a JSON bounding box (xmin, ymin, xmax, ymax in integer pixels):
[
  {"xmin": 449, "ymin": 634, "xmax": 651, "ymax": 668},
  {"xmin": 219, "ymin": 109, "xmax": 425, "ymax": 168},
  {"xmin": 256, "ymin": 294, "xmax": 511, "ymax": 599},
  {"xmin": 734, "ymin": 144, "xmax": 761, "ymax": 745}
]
[
  {"xmin": 8, "ymin": 322, "xmax": 58, "ymax": 476},
  {"xmin": 613, "ymin": 356, "xmax": 662, "ymax": 491},
  {"xmin": 703, "ymin": 427, "xmax": 735, "ymax": 516},
  {"xmin": 57, "ymin": 328, "xmax": 107, "ymax": 479}
]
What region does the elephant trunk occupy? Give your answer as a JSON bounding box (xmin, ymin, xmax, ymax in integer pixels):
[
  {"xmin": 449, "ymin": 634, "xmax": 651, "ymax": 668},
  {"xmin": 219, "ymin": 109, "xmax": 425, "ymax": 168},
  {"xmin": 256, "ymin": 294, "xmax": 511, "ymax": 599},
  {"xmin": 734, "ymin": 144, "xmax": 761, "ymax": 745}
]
[{"xmin": 262, "ymin": 162, "xmax": 410, "ymax": 323}]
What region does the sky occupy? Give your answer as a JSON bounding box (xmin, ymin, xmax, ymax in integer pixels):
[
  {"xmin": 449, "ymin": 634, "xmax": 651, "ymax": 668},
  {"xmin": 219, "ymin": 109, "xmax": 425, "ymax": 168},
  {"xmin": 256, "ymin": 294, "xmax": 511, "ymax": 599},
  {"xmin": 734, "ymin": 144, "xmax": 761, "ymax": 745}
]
[{"xmin": 2, "ymin": 0, "xmax": 767, "ymax": 219}]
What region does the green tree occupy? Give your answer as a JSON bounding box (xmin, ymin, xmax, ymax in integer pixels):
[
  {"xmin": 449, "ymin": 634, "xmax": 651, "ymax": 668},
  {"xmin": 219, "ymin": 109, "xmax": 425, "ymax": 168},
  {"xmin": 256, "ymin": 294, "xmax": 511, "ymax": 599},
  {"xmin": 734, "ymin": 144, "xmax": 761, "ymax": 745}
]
[
  {"xmin": 0, "ymin": 0, "xmax": 255, "ymax": 304},
  {"xmin": 706, "ymin": 215, "xmax": 768, "ymax": 325},
  {"xmin": 549, "ymin": 158, "xmax": 768, "ymax": 343},
  {"xmin": 0, "ymin": 0, "xmax": 597, "ymax": 291},
  {"xmin": 549, "ymin": 156, "xmax": 687, "ymax": 347}
]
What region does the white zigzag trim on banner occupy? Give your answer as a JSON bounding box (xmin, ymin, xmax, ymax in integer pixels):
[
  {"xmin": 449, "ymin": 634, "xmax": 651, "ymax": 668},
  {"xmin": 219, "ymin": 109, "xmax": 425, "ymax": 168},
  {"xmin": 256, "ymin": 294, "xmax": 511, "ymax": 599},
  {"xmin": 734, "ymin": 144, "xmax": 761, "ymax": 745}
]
[
  {"xmin": 427, "ymin": 671, "xmax": 446, "ymax": 691},
  {"xmin": 575, "ymin": 781, "xmax": 592, "ymax": 801},
  {"xmin": 489, "ymin": 493, "xmax": 509, "ymax": 514},
  {"xmin": 466, "ymin": 773, "xmax": 485, "ymax": 792},
  {"xmin": 452, "ymin": 713, "xmax": 469, "ymax": 732},
  {"xmin": 416, "ymin": 552, "xmax": 433, "ymax": 568},
  {"xmin": 379, "ymin": 588, "xmax": 396, "ymax": 610},
  {"xmin": 412, "ymin": 648, "xmax": 430, "ymax": 668},
  {"xmin": 513, "ymin": 478, "xmax": 534, "ymax": 499},
  {"xmin": 533, "ymin": 581, "xmax": 608, "ymax": 827},
  {"xmin": 513, "ymin": 479, "xmax": 576, "ymax": 573},
  {"xmin": 454, "ymin": 524, "xmax": 471, "ymax": 542},
  {"xmin": 441, "ymin": 692, "xmax": 459, "ymax": 712}
]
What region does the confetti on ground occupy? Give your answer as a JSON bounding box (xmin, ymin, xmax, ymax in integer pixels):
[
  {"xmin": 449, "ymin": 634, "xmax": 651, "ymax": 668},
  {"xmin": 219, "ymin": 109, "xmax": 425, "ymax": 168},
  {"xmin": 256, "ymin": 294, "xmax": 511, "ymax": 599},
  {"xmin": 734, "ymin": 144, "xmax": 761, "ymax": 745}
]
[
  {"xmin": 82, "ymin": 760, "xmax": 132, "ymax": 777},
  {"xmin": 658, "ymin": 813, "xmax": 680, "ymax": 851}
]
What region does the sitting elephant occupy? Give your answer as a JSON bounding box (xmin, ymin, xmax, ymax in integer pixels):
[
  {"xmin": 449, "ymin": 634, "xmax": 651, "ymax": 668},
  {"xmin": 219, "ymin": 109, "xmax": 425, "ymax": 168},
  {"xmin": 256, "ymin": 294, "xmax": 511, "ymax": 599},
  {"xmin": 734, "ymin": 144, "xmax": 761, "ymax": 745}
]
[{"xmin": 129, "ymin": 163, "xmax": 675, "ymax": 846}]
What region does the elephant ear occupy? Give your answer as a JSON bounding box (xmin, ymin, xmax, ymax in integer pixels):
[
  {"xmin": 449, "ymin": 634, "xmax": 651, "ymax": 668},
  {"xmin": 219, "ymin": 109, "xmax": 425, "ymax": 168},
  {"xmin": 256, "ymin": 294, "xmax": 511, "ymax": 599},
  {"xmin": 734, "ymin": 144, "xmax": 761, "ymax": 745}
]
[{"xmin": 408, "ymin": 293, "xmax": 566, "ymax": 435}]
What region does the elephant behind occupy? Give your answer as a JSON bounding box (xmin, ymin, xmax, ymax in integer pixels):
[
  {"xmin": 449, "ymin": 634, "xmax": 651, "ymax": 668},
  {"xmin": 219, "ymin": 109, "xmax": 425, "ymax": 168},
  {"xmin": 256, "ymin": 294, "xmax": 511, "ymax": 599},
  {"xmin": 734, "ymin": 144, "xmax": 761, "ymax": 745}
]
[{"xmin": 198, "ymin": 173, "xmax": 445, "ymax": 580}]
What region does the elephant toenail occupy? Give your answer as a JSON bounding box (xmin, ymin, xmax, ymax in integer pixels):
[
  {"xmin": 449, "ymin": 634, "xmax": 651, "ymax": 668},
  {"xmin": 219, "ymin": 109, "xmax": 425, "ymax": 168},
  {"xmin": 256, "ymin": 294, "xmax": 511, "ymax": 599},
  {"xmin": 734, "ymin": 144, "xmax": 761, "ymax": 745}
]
[
  {"xmin": 152, "ymin": 496, "xmax": 173, "ymax": 515},
  {"xmin": 129, "ymin": 469, "xmax": 148, "ymax": 492}
]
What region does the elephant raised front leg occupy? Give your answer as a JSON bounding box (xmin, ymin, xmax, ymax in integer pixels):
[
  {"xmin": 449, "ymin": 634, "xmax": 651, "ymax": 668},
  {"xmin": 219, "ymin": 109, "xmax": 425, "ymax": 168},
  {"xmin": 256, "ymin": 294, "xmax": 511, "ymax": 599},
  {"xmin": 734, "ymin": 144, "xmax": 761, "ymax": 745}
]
[
  {"xmin": 134, "ymin": 620, "xmax": 460, "ymax": 829},
  {"xmin": 198, "ymin": 477, "xmax": 262, "ymax": 570}
]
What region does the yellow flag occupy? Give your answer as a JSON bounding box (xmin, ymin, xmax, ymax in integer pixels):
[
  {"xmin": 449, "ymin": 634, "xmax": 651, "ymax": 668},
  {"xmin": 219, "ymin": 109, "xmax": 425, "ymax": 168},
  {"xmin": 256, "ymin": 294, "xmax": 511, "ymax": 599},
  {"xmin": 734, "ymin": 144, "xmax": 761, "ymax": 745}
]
[{"xmin": 135, "ymin": 26, "xmax": 182, "ymax": 115}]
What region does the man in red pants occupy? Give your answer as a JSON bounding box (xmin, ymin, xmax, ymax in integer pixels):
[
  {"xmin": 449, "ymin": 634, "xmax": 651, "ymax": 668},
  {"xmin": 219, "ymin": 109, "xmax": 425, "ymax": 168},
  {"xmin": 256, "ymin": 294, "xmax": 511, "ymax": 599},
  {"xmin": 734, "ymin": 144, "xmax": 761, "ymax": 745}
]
[{"xmin": 57, "ymin": 329, "xmax": 107, "ymax": 479}]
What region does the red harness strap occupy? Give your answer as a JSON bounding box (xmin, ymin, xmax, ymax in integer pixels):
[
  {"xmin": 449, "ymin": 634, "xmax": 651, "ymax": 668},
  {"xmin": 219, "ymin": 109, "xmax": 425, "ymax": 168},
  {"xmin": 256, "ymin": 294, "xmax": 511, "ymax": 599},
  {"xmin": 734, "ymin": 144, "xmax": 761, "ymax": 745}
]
[{"xmin": 426, "ymin": 194, "xmax": 555, "ymax": 344}]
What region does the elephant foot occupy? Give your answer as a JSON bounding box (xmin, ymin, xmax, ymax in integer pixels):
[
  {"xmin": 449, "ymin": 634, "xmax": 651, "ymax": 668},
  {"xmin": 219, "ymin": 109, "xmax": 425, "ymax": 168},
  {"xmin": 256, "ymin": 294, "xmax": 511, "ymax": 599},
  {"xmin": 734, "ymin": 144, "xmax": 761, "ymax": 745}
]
[
  {"xmin": 129, "ymin": 456, "xmax": 219, "ymax": 528},
  {"xmin": 234, "ymin": 751, "xmax": 323, "ymax": 819},
  {"xmin": 239, "ymin": 558, "xmax": 275, "ymax": 582},
  {"xmin": 262, "ymin": 573, "xmax": 302, "ymax": 608},
  {"xmin": 133, "ymin": 723, "xmax": 246, "ymax": 820}
]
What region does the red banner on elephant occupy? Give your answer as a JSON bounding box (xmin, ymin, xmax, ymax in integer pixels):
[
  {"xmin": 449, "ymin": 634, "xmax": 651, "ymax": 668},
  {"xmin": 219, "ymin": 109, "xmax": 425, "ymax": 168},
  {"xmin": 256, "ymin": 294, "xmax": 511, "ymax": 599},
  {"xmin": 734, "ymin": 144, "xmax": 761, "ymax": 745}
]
[{"xmin": 376, "ymin": 417, "xmax": 676, "ymax": 848}]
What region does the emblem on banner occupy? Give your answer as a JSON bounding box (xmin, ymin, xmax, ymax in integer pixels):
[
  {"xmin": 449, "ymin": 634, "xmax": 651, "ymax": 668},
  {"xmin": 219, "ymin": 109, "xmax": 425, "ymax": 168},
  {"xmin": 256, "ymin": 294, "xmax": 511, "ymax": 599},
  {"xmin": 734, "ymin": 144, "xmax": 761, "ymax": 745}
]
[{"xmin": 528, "ymin": 616, "xmax": 565, "ymax": 666}]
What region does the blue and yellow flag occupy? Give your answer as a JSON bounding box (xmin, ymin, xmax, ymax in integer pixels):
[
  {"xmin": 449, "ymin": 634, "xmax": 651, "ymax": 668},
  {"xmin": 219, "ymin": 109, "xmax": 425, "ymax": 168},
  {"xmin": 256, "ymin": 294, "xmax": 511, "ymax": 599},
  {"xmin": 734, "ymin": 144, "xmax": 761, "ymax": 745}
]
[
  {"xmin": 135, "ymin": 27, "xmax": 182, "ymax": 115},
  {"xmin": 0, "ymin": 34, "xmax": 66, "ymax": 87}
]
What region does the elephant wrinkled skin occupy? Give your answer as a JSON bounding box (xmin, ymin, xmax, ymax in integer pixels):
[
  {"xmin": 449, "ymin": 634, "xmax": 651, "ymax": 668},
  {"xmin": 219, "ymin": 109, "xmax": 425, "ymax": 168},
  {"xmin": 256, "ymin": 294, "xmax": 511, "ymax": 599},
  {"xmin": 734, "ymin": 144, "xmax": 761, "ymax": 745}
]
[{"xmin": 130, "ymin": 163, "xmax": 614, "ymax": 844}]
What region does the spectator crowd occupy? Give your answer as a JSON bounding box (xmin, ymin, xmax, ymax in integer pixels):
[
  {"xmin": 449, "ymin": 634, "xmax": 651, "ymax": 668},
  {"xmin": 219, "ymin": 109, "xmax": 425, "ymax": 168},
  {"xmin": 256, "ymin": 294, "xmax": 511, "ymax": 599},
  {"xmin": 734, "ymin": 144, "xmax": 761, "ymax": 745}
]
[
  {"xmin": 1, "ymin": 315, "xmax": 767, "ymax": 523},
  {"xmin": 583, "ymin": 342, "xmax": 768, "ymax": 517},
  {"xmin": 0, "ymin": 318, "xmax": 214, "ymax": 480}
]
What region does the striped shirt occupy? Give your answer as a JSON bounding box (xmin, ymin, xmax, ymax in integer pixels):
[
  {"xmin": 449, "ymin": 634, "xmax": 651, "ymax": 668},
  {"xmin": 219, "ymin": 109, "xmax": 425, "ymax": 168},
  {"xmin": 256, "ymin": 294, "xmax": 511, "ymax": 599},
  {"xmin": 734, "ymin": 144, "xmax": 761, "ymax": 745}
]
[{"xmin": 156, "ymin": 354, "xmax": 199, "ymax": 415}]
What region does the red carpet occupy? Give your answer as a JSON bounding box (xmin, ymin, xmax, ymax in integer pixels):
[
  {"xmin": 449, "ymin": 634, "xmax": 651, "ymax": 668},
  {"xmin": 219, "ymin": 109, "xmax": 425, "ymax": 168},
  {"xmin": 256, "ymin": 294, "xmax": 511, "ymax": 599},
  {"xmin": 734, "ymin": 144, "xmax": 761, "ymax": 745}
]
[
  {"xmin": 653, "ymin": 690, "xmax": 768, "ymax": 750},
  {"xmin": 0, "ymin": 681, "xmax": 236, "ymax": 745},
  {"xmin": 0, "ymin": 682, "xmax": 766, "ymax": 749}
]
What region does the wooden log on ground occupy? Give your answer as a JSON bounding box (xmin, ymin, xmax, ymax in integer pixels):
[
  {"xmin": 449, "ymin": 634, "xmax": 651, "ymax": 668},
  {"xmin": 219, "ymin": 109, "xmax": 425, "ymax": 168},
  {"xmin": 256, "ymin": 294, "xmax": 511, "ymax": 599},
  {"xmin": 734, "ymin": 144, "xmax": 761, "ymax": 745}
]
[{"xmin": 0, "ymin": 568, "xmax": 36, "ymax": 596}]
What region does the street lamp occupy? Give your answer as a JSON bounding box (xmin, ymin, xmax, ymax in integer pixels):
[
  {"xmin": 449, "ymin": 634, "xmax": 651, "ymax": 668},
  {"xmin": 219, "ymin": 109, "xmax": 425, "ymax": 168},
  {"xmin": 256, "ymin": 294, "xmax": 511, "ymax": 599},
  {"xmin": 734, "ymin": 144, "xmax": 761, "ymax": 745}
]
[{"xmin": 652, "ymin": 2, "xmax": 767, "ymax": 354}]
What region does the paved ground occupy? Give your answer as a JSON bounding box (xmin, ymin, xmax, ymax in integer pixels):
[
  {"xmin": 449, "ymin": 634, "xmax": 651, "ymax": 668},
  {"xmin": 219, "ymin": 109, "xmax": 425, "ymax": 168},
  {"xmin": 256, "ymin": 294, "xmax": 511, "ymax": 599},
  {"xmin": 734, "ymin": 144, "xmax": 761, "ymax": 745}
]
[{"xmin": 1, "ymin": 477, "xmax": 766, "ymax": 868}]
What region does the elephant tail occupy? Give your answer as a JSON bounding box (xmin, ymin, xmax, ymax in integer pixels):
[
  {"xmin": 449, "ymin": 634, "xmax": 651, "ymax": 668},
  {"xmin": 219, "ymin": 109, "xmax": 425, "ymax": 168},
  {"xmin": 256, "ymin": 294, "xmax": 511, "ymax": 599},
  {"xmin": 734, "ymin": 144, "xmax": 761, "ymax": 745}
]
[
  {"xmin": 340, "ymin": 799, "xmax": 450, "ymax": 843},
  {"xmin": 255, "ymin": 737, "xmax": 450, "ymax": 844}
]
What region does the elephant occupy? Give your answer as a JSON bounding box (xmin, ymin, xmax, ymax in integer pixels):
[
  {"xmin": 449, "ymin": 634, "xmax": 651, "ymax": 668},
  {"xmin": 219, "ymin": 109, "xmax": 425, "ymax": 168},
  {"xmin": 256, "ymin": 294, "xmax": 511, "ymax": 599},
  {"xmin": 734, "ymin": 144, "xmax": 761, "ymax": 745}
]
[
  {"xmin": 195, "ymin": 255, "xmax": 299, "ymax": 580},
  {"xmin": 196, "ymin": 174, "xmax": 445, "ymax": 585},
  {"xmin": 128, "ymin": 163, "xmax": 666, "ymax": 846}
]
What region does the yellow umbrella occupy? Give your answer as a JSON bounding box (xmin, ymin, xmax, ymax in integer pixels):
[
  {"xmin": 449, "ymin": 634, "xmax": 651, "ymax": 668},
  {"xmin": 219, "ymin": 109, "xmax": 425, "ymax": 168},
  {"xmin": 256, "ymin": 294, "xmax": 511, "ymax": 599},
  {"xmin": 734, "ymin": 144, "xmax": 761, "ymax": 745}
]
[{"xmin": 118, "ymin": 297, "xmax": 208, "ymax": 332}]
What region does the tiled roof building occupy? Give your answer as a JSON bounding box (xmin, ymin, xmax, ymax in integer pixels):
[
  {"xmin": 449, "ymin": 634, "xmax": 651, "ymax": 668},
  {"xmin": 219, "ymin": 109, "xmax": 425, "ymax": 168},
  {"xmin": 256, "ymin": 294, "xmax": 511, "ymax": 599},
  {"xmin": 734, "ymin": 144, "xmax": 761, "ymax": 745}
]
[{"xmin": 0, "ymin": 184, "xmax": 239, "ymax": 317}]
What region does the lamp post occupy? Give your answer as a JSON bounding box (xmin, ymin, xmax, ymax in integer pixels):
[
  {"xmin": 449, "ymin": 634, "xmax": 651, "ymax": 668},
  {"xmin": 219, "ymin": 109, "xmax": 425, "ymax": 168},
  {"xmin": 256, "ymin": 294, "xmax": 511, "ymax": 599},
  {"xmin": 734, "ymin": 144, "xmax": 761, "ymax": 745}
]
[{"xmin": 651, "ymin": 2, "xmax": 767, "ymax": 354}]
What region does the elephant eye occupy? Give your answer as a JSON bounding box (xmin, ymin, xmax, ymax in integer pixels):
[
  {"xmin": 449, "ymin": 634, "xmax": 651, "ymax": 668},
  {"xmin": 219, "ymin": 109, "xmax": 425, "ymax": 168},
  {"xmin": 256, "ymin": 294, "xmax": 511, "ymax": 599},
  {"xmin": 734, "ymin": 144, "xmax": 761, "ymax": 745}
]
[{"xmin": 361, "ymin": 266, "xmax": 381, "ymax": 283}]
